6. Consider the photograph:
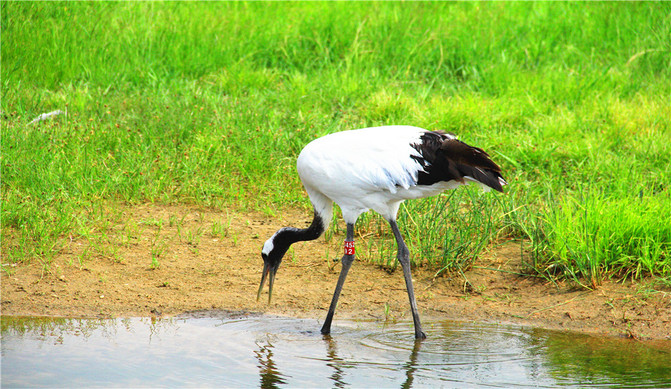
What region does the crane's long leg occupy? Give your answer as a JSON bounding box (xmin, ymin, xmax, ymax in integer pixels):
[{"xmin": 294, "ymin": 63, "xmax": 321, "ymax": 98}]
[
  {"xmin": 321, "ymin": 223, "xmax": 355, "ymax": 335},
  {"xmin": 388, "ymin": 220, "xmax": 427, "ymax": 339}
]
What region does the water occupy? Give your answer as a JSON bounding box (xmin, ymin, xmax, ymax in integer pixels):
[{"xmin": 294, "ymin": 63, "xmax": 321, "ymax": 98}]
[{"xmin": 2, "ymin": 313, "xmax": 670, "ymax": 388}]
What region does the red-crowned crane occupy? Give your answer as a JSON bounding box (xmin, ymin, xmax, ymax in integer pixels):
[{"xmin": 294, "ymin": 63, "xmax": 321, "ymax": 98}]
[{"xmin": 258, "ymin": 125, "xmax": 506, "ymax": 339}]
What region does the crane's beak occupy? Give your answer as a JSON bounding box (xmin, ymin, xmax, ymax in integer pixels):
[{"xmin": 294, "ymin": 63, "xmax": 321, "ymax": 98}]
[{"xmin": 257, "ymin": 262, "xmax": 278, "ymax": 304}]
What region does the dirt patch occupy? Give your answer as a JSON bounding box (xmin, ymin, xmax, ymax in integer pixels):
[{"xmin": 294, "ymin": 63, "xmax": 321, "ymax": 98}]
[{"xmin": 2, "ymin": 204, "xmax": 670, "ymax": 340}]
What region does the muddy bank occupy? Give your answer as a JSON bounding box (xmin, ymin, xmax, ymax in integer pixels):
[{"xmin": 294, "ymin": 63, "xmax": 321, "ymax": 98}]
[{"xmin": 2, "ymin": 204, "xmax": 670, "ymax": 340}]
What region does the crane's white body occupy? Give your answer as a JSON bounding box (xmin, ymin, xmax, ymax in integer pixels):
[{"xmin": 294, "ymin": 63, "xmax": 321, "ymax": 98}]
[{"xmin": 297, "ymin": 125, "xmax": 491, "ymax": 225}]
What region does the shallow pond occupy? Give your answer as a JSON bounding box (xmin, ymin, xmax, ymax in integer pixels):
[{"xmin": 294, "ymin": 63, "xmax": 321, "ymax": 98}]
[{"xmin": 2, "ymin": 313, "xmax": 670, "ymax": 388}]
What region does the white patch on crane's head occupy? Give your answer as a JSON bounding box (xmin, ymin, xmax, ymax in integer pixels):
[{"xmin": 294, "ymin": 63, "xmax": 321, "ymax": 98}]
[
  {"xmin": 262, "ymin": 234, "xmax": 276, "ymax": 256},
  {"xmin": 262, "ymin": 227, "xmax": 294, "ymax": 256}
]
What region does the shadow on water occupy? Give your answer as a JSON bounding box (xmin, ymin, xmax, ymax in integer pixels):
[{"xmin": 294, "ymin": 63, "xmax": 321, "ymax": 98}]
[{"xmin": 2, "ymin": 314, "xmax": 670, "ymax": 388}]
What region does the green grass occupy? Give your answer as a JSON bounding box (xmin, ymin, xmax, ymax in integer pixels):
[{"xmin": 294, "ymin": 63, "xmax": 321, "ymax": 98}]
[
  {"xmin": 353, "ymin": 186, "xmax": 500, "ymax": 273},
  {"xmin": 2, "ymin": 1, "xmax": 670, "ymax": 285},
  {"xmin": 543, "ymin": 188, "xmax": 671, "ymax": 287}
]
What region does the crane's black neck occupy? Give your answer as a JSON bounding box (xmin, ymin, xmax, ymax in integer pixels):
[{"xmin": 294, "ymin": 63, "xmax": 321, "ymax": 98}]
[{"xmin": 271, "ymin": 212, "xmax": 325, "ymax": 255}]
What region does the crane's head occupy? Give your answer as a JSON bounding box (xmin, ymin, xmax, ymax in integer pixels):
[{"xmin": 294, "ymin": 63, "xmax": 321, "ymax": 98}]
[{"xmin": 257, "ymin": 230, "xmax": 291, "ymax": 304}]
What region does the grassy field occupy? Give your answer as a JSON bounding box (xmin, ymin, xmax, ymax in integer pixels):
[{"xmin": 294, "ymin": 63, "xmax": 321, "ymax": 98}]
[{"xmin": 2, "ymin": 2, "xmax": 670, "ymax": 287}]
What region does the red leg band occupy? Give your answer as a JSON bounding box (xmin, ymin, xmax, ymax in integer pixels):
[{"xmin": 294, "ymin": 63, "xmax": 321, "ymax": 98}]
[{"xmin": 344, "ymin": 241, "xmax": 355, "ymax": 256}]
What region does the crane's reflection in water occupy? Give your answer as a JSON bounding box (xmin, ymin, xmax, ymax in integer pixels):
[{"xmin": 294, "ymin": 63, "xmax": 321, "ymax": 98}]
[
  {"xmin": 253, "ymin": 329, "xmax": 424, "ymax": 389},
  {"xmin": 2, "ymin": 314, "xmax": 670, "ymax": 388},
  {"xmin": 255, "ymin": 337, "xmax": 288, "ymax": 388},
  {"xmin": 323, "ymin": 334, "xmax": 348, "ymax": 388}
]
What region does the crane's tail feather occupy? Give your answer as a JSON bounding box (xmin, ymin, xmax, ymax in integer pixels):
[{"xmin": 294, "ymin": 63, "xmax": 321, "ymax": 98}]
[
  {"xmin": 440, "ymin": 138, "xmax": 506, "ymax": 193},
  {"xmin": 413, "ymin": 132, "xmax": 507, "ymax": 193}
]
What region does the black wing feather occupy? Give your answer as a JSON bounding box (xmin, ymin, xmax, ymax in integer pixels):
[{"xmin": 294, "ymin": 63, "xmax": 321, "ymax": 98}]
[{"xmin": 411, "ymin": 131, "xmax": 506, "ymax": 192}]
